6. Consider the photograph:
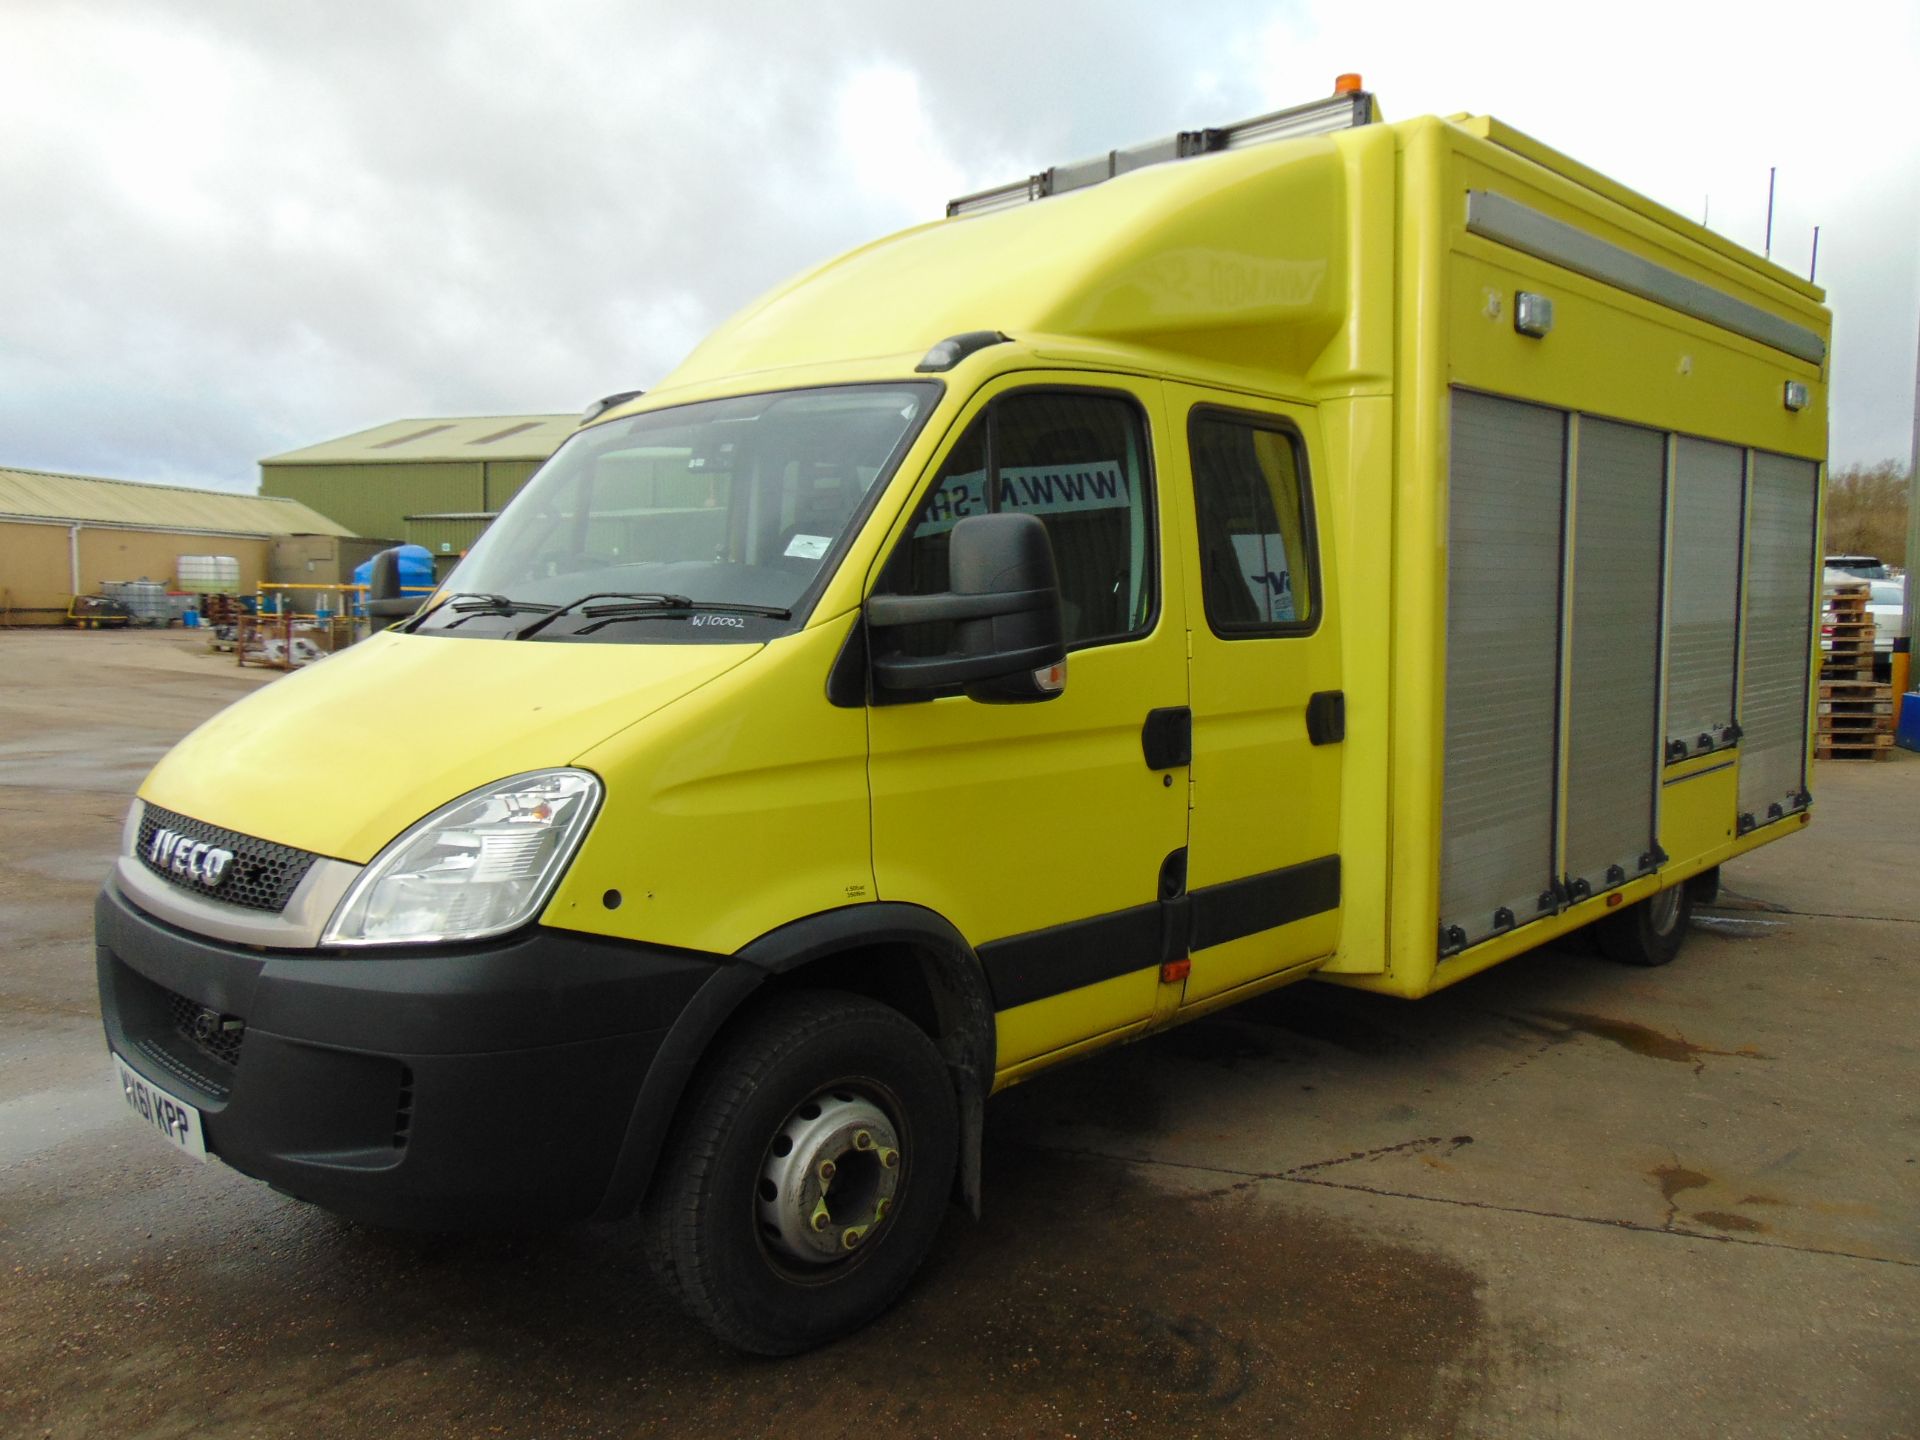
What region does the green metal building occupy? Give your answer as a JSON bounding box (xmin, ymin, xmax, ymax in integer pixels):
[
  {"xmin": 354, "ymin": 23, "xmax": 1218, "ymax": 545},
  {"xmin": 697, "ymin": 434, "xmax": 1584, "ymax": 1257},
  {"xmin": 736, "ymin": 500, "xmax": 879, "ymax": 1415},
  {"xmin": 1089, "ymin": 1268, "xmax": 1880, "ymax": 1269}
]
[{"xmin": 259, "ymin": 415, "xmax": 578, "ymax": 559}]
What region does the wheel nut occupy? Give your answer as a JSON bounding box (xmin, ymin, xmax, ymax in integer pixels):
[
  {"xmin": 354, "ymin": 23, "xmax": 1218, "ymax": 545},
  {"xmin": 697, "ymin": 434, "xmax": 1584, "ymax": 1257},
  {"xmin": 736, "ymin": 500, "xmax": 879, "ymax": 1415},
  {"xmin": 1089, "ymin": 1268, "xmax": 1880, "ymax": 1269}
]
[
  {"xmin": 854, "ymin": 1130, "xmax": 873, "ymax": 1151},
  {"xmin": 879, "ymin": 1147, "xmax": 899, "ymax": 1169},
  {"xmin": 843, "ymin": 1228, "xmax": 863, "ymax": 1249},
  {"xmin": 819, "ymin": 1160, "xmax": 836, "ymax": 1182}
]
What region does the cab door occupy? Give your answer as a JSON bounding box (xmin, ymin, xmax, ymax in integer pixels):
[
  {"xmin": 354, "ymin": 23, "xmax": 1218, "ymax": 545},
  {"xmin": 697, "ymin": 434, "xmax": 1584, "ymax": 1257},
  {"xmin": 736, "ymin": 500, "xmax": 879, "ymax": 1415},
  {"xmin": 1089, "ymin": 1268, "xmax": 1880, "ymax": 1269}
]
[
  {"xmin": 865, "ymin": 376, "xmax": 1190, "ymax": 1071},
  {"xmin": 1165, "ymin": 386, "xmax": 1343, "ymax": 1006}
]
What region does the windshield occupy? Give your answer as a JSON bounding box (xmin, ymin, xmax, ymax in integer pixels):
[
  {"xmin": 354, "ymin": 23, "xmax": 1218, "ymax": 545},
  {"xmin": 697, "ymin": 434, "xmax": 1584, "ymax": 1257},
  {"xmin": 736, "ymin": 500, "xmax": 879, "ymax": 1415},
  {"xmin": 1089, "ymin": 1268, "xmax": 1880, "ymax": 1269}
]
[
  {"xmin": 1828, "ymin": 556, "xmax": 1891, "ymax": 579},
  {"xmin": 418, "ymin": 382, "xmax": 939, "ymax": 641}
]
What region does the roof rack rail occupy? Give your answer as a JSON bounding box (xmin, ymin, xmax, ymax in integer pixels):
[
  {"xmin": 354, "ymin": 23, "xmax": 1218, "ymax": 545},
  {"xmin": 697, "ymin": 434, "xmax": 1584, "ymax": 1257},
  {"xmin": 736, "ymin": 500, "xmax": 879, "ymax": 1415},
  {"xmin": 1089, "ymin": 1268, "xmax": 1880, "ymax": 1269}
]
[{"xmin": 946, "ymin": 86, "xmax": 1376, "ymax": 219}]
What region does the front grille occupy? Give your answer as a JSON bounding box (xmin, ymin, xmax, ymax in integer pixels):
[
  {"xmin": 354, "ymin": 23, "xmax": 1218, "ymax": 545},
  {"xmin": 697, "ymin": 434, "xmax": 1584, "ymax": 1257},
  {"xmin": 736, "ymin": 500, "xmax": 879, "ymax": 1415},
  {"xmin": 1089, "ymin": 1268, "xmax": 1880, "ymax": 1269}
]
[
  {"xmin": 163, "ymin": 988, "xmax": 247, "ymax": 1070},
  {"xmin": 135, "ymin": 803, "xmax": 317, "ymax": 913},
  {"xmin": 134, "ymin": 1035, "xmax": 232, "ymax": 1100}
]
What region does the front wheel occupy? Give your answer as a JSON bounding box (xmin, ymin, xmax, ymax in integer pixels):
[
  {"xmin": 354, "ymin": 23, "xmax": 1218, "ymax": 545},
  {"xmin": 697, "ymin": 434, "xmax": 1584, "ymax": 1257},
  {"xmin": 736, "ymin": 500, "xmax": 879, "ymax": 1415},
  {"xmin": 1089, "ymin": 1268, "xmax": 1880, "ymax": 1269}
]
[
  {"xmin": 1596, "ymin": 882, "xmax": 1693, "ymax": 966},
  {"xmin": 641, "ymin": 990, "xmax": 958, "ymax": 1354}
]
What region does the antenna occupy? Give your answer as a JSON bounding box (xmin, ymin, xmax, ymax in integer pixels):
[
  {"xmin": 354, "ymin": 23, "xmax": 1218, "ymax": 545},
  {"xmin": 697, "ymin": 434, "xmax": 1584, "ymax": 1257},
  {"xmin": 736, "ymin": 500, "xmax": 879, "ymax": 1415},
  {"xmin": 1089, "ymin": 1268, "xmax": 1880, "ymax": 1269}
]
[
  {"xmin": 1702, "ymin": 194, "xmax": 1710, "ymax": 227},
  {"xmin": 1808, "ymin": 226, "xmax": 1820, "ymax": 284},
  {"xmin": 1764, "ymin": 166, "xmax": 1776, "ymax": 258}
]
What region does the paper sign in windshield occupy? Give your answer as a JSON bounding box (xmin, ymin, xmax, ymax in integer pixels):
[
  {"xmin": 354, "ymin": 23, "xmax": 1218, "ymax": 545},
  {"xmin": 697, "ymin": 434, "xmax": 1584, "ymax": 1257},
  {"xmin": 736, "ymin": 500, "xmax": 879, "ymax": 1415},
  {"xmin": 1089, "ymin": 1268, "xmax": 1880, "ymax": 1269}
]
[
  {"xmin": 783, "ymin": 534, "xmax": 831, "ymax": 559},
  {"xmin": 915, "ymin": 463, "xmax": 1129, "ymax": 535},
  {"xmin": 1230, "ymin": 533, "xmax": 1299, "ymax": 622}
]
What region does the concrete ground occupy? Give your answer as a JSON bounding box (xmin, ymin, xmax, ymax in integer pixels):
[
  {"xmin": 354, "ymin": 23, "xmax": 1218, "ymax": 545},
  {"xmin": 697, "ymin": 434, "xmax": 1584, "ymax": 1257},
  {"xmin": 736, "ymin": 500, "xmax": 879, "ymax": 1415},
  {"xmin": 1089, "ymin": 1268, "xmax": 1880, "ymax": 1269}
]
[{"xmin": 0, "ymin": 628, "xmax": 1913, "ymax": 1440}]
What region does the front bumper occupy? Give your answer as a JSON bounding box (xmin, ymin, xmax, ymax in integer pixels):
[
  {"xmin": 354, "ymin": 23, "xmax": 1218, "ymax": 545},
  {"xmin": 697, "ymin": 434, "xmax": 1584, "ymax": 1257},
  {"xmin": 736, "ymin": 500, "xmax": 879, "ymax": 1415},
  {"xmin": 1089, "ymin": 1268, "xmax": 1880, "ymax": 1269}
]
[{"xmin": 95, "ymin": 878, "xmax": 718, "ymax": 1229}]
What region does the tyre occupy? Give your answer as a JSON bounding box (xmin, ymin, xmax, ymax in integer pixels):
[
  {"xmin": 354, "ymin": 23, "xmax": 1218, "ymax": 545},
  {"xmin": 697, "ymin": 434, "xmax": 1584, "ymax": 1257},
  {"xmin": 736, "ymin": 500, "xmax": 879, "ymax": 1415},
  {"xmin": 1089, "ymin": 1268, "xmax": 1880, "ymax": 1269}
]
[
  {"xmin": 640, "ymin": 990, "xmax": 958, "ymax": 1355},
  {"xmin": 1595, "ymin": 882, "xmax": 1692, "ymax": 967}
]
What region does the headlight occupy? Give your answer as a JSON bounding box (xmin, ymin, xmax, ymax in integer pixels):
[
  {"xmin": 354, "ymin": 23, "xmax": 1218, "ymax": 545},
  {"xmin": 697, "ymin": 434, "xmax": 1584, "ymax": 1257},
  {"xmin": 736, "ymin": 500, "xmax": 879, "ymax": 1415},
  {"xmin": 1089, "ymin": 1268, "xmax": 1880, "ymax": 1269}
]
[{"xmin": 323, "ymin": 770, "xmax": 602, "ymax": 947}]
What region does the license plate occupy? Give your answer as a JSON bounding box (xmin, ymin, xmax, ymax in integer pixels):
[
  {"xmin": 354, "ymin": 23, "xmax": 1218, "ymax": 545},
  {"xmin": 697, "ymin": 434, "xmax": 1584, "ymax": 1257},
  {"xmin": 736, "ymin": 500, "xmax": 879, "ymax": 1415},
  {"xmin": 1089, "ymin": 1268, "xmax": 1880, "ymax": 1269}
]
[{"xmin": 112, "ymin": 1052, "xmax": 208, "ymax": 1162}]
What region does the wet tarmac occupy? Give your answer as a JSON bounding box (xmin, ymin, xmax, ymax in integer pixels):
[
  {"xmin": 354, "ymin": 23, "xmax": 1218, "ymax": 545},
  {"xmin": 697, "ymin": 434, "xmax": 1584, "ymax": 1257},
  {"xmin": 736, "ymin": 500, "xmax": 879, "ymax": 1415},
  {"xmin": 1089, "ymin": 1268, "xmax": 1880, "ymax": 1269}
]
[{"xmin": 1, "ymin": 631, "xmax": 1915, "ymax": 1438}]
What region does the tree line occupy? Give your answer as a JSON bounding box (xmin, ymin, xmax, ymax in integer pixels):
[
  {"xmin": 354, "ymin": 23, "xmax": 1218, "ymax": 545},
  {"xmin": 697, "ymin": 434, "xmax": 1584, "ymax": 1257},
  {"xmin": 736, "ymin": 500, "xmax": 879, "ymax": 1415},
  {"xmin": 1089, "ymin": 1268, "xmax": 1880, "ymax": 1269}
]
[{"xmin": 1825, "ymin": 460, "xmax": 1910, "ymax": 566}]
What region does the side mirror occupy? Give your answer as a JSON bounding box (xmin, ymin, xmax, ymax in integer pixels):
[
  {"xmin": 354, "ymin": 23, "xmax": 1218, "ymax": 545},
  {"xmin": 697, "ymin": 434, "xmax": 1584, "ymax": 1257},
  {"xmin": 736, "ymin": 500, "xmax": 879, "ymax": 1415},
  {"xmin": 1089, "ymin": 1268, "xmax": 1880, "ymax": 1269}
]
[
  {"xmin": 867, "ymin": 512, "xmax": 1067, "ymax": 703},
  {"xmin": 368, "ymin": 548, "xmax": 401, "ymax": 603},
  {"xmin": 365, "ymin": 548, "xmax": 418, "ymax": 632}
]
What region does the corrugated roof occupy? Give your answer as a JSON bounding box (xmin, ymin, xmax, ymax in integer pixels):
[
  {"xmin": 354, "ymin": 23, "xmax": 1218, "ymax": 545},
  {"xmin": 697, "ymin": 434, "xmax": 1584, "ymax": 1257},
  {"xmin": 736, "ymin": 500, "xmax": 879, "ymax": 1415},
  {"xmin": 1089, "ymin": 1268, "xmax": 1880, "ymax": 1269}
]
[
  {"xmin": 261, "ymin": 414, "xmax": 578, "ymax": 465},
  {"xmin": 0, "ymin": 466, "xmax": 354, "ymax": 537}
]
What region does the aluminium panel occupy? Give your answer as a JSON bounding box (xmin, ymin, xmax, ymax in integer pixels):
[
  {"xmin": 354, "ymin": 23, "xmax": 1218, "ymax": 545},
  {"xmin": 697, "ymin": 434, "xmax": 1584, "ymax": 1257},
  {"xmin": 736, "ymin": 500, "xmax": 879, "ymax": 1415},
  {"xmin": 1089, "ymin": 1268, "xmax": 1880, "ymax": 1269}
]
[
  {"xmin": 1440, "ymin": 390, "xmax": 1567, "ymax": 951},
  {"xmin": 1666, "ymin": 438, "xmax": 1745, "ymax": 756},
  {"xmin": 1563, "ymin": 418, "xmax": 1665, "ymax": 895},
  {"xmin": 1464, "ymin": 191, "xmax": 1827, "ymax": 364},
  {"xmin": 1739, "ymin": 452, "xmax": 1818, "ymax": 823}
]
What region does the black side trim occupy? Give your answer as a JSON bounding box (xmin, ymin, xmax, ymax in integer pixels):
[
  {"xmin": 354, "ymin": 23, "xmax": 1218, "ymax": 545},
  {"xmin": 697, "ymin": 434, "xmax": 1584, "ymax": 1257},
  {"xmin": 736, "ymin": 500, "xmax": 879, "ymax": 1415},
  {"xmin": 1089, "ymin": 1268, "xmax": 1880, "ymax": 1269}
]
[
  {"xmin": 979, "ymin": 853, "xmax": 1343, "ymax": 1011},
  {"xmin": 1189, "ymin": 854, "xmax": 1341, "ymax": 952},
  {"xmin": 1158, "ymin": 848, "xmax": 1191, "ymax": 965},
  {"xmin": 1141, "ymin": 706, "xmax": 1192, "ymax": 769},
  {"xmin": 1306, "ymin": 691, "xmax": 1346, "ymax": 746},
  {"xmin": 826, "ymin": 614, "xmax": 867, "ymax": 708},
  {"xmin": 978, "ymin": 902, "xmax": 1161, "ymax": 1011}
]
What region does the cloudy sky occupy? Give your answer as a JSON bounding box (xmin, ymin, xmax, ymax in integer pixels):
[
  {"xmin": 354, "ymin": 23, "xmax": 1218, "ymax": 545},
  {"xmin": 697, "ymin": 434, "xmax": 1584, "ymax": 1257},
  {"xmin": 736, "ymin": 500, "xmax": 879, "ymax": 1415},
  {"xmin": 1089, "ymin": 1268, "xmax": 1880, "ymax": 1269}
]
[{"xmin": 2, "ymin": 0, "xmax": 1915, "ymax": 492}]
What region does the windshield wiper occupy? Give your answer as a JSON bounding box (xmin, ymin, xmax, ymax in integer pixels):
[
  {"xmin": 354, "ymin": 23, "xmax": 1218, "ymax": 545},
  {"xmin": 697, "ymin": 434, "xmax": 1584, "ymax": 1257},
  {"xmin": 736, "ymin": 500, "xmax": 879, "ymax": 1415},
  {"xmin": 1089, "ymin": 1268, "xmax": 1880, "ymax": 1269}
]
[
  {"xmin": 513, "ymin": 592, "xmax": 696, "ymax": 640},
  {"xmin": 399, "ymin": 592, "xmax": 555, "ymax": 633},
  {"xmin": 415, "ymin": 592, "xmax": 559, "ymax": 632},
  {"xmin": 517, "ymin": 592, "xmax": 791, "ymax": 639}
]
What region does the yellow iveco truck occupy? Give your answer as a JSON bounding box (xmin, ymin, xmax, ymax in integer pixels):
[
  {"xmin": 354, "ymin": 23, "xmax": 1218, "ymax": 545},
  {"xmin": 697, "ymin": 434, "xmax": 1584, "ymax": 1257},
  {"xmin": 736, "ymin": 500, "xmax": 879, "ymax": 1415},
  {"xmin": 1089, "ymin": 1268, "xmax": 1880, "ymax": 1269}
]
[{"xmin": 99, "ymin": 82, "xmax": 1829, "ymax": 1353}]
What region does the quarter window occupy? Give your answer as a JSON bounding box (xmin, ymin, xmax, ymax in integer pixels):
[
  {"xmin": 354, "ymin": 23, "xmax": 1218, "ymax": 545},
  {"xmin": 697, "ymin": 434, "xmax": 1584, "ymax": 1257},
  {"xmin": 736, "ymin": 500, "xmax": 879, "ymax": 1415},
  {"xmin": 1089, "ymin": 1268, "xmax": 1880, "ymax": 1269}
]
[
  {"xmin": 880, "ymin": 390, "xmax": 1156, "ymax": 654},
  {"xmin": 1190, "ymin": 412, "xmax": 1318, "ymax": 633}
]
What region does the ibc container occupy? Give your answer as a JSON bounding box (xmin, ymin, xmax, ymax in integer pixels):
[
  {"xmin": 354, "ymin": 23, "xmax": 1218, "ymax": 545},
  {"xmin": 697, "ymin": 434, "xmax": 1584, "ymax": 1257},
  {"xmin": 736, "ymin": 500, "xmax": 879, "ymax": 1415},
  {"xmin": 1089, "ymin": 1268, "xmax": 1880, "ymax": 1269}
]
[
  {"xmin": 102, "ymin": 579, "xmax": 171, "ymax": 626},
  {"xmin": 177, "ymin": 555, "xmax": 241, "ymax": 595}
]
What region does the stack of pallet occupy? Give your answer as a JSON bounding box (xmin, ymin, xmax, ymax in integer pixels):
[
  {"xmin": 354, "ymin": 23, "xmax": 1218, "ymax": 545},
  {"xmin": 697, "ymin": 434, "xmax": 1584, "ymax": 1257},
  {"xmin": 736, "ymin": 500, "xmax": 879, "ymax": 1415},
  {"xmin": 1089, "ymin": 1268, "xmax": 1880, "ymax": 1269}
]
[{"xmin": 1818, "ymin": 581, "xmax": 1894, "ymax": 760}]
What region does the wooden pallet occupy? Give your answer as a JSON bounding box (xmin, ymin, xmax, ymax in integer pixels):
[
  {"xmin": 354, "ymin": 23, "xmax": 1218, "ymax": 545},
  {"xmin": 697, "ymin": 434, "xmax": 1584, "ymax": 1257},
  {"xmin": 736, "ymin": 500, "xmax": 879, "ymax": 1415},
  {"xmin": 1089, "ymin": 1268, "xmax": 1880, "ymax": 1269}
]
[
  {"xmin": 1821, "ymin": 652, "xmax": 1877, "ymax": 680},
  {"xmin": 1816, "ymin": 737, "xmax": 1893, "ymax": 760},
  {"xmin": 1820, "ymin": 721, "xmax": 1896, "ymax": 744},
  {"xmin": 1819, "ymin": 677, "xmax": 1887, "ymax": 697}
]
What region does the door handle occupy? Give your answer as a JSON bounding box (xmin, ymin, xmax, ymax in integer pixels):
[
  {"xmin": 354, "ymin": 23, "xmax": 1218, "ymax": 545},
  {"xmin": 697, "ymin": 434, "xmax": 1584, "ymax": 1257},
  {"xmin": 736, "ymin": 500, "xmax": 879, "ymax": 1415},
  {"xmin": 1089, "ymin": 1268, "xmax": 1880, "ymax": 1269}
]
[
  {"xmin": 1307, "ymin": 691, "xmax": 1345, "ymax": 746},
  {"xmin": 1142, "ymin": 707, "xmax": 1192, "ymax": 770}
]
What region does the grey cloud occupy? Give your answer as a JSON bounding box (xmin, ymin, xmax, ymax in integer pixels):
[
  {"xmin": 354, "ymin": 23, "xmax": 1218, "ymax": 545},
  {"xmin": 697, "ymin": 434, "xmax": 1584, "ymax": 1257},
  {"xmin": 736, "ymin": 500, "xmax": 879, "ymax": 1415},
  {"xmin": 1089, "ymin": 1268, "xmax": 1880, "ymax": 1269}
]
[{"xmin": 0, "ymin": 0, "xmax": 1911, "ymax": 493}]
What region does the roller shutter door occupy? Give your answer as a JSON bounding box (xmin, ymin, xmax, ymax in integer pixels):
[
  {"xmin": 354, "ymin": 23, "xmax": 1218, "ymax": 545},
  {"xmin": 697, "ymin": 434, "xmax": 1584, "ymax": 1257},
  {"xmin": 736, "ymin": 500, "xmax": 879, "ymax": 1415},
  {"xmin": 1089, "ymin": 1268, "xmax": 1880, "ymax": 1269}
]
[
  {"xmin": 1739, "ymin": 452, "xmax": 1818, "ymax": 824},
  {"xmin": 1666, "ymin": 438, "xmax": 1745, "ymax": 757},
  {"xmin": 1440, "ymin": 391, "xmax": 1567, "ymax": 950},
  {"xmin": 1563, "ymin": 418, "xmax": 1666, "ymax": 896}
]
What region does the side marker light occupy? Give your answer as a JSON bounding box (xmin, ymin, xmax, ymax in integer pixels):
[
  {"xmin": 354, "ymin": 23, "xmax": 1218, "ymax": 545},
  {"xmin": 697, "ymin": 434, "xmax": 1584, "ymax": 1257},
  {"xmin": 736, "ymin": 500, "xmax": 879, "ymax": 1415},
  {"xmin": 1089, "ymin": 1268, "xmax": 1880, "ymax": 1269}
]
[{"xmin": 1514, "ymin": 291, "xmax": 1554, "ymax": 338}]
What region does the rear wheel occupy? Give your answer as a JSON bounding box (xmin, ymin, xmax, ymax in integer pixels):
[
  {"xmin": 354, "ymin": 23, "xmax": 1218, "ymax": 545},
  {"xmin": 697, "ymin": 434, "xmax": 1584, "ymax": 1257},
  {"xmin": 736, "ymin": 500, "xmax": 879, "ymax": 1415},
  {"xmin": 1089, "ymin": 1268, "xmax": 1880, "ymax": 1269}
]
[
  {"xmin": 1596, "ymin": 882, "xmax": 1692, "ymax": 966},
  {"xmin": 641, "ymin": 990, "xmax": 958, "ymax": 1354}
]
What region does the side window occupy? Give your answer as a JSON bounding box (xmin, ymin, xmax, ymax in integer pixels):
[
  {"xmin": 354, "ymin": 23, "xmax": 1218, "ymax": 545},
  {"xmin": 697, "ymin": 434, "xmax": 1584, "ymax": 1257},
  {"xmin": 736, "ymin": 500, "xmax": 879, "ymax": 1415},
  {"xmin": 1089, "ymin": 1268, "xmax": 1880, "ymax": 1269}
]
[
  {"xmin": 1190, "ymin": 411, "xmax": 1318, "ymax": 633},
  {"xmin": 880, "ymin": 390, "xmax": 1156, "ymax": 653}
]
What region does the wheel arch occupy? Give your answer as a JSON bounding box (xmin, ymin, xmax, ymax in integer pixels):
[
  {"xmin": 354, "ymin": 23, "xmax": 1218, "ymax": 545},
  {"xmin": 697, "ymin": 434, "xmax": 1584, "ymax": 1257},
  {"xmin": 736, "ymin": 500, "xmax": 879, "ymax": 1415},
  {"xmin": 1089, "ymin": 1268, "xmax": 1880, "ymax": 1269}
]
[{"xmin": 594, "ymin": 903, "xmax": 995, "ymax": 1221}]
